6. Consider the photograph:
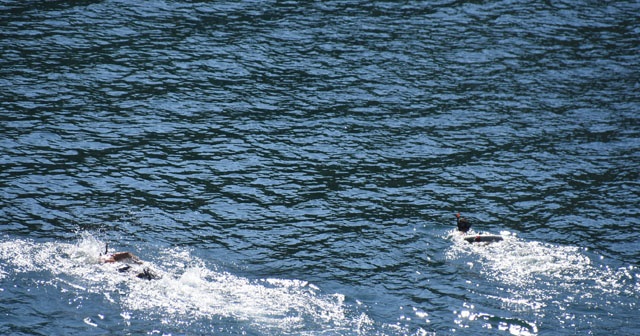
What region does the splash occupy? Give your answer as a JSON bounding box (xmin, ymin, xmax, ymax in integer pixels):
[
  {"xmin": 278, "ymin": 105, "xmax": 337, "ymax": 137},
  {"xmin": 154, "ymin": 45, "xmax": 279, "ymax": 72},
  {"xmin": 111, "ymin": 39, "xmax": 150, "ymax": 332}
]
[
  {"xmin": 122, "ymin": 251, "xmax": 351, "ymax": 333},
  {"xmin": 446, "ymin": 230, "xmax": 637, "ymax": 297},
  {"xmin": 446, "ymin": 229, "xmax": 639, "ymax": 333},
  {"xmin": 0, "ymin": 233, "xmax": 368, "ymax": 334}
]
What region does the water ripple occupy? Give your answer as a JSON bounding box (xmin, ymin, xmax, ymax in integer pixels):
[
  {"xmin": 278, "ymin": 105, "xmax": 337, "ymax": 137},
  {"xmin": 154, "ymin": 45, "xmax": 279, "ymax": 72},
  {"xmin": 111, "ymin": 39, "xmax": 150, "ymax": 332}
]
[{"xmin": 1, "ymin": 0, "xmax": 639, "ymax": 334}]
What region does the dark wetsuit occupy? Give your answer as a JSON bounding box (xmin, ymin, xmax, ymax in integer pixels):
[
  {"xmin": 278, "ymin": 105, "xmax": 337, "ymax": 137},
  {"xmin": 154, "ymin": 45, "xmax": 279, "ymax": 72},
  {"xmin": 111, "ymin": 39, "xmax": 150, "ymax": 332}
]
[{"xmin": 457, "ymin": 215, "xmax": 472, "ymax": 233}]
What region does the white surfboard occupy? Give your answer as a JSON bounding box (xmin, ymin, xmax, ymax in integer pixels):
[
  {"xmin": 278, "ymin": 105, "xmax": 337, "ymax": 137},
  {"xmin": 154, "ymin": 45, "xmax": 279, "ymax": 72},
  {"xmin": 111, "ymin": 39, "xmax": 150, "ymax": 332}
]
[{"xmin": 463, "ymin": 234, "xmax": 504, "ymax": 243}]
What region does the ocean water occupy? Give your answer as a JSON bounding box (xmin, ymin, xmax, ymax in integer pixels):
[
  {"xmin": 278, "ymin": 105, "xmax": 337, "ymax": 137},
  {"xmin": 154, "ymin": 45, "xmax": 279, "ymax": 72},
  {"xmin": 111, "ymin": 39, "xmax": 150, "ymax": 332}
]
[{"xmin": 1, "ymin": 0, "xmax": 639, "ymax": 335}]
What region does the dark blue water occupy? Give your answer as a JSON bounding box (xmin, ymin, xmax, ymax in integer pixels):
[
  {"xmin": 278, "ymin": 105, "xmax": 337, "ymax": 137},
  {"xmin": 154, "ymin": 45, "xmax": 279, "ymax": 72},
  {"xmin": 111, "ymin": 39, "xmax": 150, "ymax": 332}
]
[{"xmin": 1, "ymin": 0, "xmax": 639, "ymax": 335}]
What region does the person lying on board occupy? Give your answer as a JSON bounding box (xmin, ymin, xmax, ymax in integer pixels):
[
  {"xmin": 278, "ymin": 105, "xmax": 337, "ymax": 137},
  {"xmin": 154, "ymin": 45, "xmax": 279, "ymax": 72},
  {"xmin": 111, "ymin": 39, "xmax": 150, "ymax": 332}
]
[
  {"xmin": 101, "ymin": 251, "xmax": 141, "ymax": 263},
  {"xmin": 100, "ymin": 243, "xmax": 159, "ymax": 280},
  {"xmin": 455, "ymin": 212, "xmax": 472, "ymax": 233}
]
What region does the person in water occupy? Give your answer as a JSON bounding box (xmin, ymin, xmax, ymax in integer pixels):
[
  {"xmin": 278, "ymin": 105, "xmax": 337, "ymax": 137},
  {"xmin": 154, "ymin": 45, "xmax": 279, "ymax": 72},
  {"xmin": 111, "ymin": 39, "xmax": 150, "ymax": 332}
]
[
  {"xmin": 455, "ymin": 213, "xmax": 472, "ymax": 233},
  {"xmin": 100, "ymin": 243, "xmax": 159, "ymax": 280},
  {"xmin": 101, "ymin": 251, "xmax": 140, "ymax": 263}
]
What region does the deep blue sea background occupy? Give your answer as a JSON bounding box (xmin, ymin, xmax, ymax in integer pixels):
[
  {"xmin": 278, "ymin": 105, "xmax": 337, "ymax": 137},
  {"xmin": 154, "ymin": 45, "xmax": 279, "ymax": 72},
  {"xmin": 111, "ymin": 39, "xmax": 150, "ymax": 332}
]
[{"xmin": 1, "ymin": 1, "xmax": 639, "ymax": 335}]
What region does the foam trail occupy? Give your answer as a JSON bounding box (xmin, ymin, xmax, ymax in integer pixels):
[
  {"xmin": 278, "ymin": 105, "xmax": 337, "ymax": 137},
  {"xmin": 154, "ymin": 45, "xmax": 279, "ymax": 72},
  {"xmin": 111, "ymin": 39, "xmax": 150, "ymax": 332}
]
[
  {"xmin": 123, "ymin": 249, "xmax": 352, "ymax": 333},
  {"xmin": 444, "ymin": 229, "xmax": 640, "ymax": 335},
  {"xmin": 446, "ymin": 229, "xmax": 639, "ymax": 316},
  {"xmin": 0, "ymin": 232, "xmax": 370, "ymax": 334}
]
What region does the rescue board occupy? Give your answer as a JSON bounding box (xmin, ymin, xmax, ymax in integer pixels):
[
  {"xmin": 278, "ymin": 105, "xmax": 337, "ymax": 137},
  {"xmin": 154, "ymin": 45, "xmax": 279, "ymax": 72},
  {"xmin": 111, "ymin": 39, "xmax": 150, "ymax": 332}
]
[{"xmin": 463, "ymin": 234, "xmax": 504, "ymax": 243}]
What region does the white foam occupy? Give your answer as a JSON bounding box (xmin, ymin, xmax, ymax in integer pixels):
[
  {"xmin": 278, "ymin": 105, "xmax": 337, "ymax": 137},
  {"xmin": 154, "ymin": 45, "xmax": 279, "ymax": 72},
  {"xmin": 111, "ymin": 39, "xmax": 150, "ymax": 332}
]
[
  {"xmin": 446, "ymin": 229, "xmax": 639, "ymax": 309},
  {"xmin": 0, "ymin": 232, "xmax": 364, "ymax": 334}
]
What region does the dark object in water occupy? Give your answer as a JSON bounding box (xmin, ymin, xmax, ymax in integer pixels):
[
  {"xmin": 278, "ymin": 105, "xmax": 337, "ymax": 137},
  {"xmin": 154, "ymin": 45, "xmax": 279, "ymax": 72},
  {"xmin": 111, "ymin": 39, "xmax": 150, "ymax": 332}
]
[
  {"xmin": 136, "ymin": 267, "xmax": 159, "ymax": 280},
  {"xmin": 456, "ymin": 213, "xmax": 472, "ymax": 233},
  {"xmin": 116, "ymin": 264, "xmax": 160, "ymax": 280}
]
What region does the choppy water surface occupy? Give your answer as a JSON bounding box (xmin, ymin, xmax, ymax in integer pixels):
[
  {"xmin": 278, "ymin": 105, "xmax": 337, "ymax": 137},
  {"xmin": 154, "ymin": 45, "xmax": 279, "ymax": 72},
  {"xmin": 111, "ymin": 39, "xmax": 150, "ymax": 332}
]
[{"xmin": 1, "ymin": 0, "xmax": 639, "ymax": 335}]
